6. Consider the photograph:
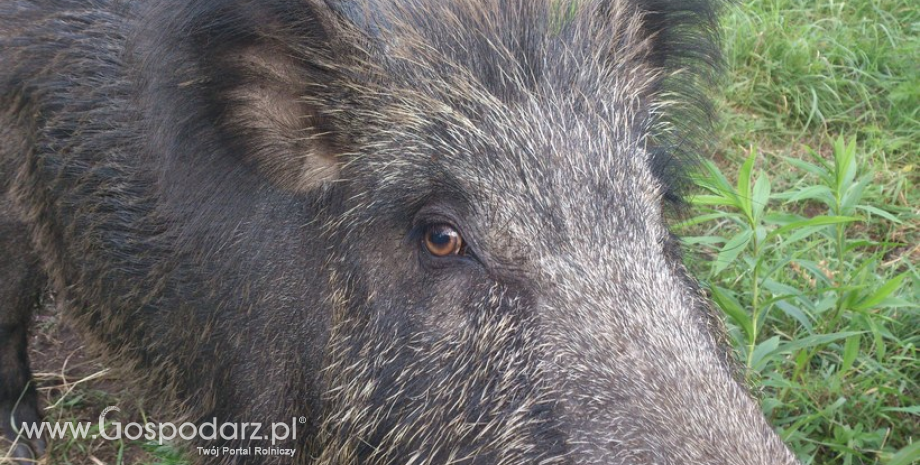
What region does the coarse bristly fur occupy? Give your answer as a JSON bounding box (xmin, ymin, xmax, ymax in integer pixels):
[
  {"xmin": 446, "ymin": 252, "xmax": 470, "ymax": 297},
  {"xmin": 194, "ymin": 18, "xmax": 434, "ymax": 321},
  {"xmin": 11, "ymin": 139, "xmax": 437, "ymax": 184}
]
[{"xmin": 1, "ymin": 1, "xmax": 802, "ymax": 464}]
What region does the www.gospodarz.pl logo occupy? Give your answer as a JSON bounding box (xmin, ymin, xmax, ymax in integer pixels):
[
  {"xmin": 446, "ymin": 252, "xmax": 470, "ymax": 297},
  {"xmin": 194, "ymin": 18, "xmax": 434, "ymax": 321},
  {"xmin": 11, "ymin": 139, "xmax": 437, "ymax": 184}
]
[{"xmin": 18, "ymin": 406, "xmax": 305, "ymax": 458}]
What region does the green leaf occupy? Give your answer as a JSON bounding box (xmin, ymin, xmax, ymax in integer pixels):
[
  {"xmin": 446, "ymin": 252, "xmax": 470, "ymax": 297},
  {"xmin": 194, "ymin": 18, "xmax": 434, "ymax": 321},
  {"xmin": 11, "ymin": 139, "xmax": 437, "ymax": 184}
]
[
  {"xmin": 783, "ymin": 184, "xmax": 835, "ymax": 208},
  {"xmin": 713, "ymin": 229, "xmax": 753, "ymax": 276},
  {"xmin": 815, "ymin": 294, "xmax": 839, "ymax": 314},
  {"xmin": 711, "ymin": 286, "xmax": 754, "ymax": 343},
  {"xmin": 699, "ymin": 160, "xmax": 736, "ymax": 194},
  {"xmin": 690, "ymin": 194, "xmax": 740, "ymax": 208},
  {"xmin": 853, "ymin": 273, "xmax": 908, "ymax": 311},
  {"xmin": 855, "ymin": 205, "xmax": 903, "ymax": 224},
  {"xmin": 765, "ymin": 215, "xmax": 860, "ymax": 243},
  {"xmin": 844, "ymin": 240, "xmax": 876, "ymax": 253},
  {"xmin": 762, "ymin": 212, "xmax": 806, "ymax": 226},
  {"xmin": 838, "ymin": 176, "xmax": 871, "ymax": 216},
  {"xmin": 833, "ymin": 137, "xmax": 858, "ymax": 199},
  {"xmin": 784, "ymin": 155, "xmax": 827, "ymax": 178},
  {"xmin": 784, "ymin": 224, "xmax": 837, "ymax": 246},
  {"xmin": 882, "ymin": 406, "xmax": 920, "ymax": 415},
  {"xmin": 864, "ymin": 315, "xmax": 887, "ymax": 361},
  {"xmin": 761, "ymin": 278, "xmax": 804, "ymax": 297},
  {"xmin": 769, "ymin": 331, "xmax": 863, "ymax": 358},
  {"xmin": 887, "ymin": 441, "xmax": 920, "ymax": 465},
  {"xmin": 866, "ymin": 296, "xmax": 915, "ymax": 309},
  {"xmin": 680, "ymin": 235, "xmax": 726, "ymax": 246},
  {"xmin": 774, "ymin": 300, "xmax": 815, "ymax": 333},
  {"xmin": 750, "ymin": 336, "xmax": 781, "ymax": 372},
  {"xmin": 752, "ymin": 174, "xmax": 771, "ymax": 224},
  {"xmin": 840, "ymin": 334, "xmax": 860, "ymax": 374},
  {"xmin": 738, "ymin": 150, "xmax": 758, "ymax": 223},
  {"xmin": 754, "ymin": 224, "xmax": 767, "ymax": 244}
]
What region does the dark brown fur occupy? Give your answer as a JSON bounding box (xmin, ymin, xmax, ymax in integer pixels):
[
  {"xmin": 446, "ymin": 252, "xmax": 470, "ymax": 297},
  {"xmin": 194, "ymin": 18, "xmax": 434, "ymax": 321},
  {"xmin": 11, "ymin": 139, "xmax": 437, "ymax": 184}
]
[{"xmin": 1, "ymin": 1, "xmax": 801, "ymax": 464}]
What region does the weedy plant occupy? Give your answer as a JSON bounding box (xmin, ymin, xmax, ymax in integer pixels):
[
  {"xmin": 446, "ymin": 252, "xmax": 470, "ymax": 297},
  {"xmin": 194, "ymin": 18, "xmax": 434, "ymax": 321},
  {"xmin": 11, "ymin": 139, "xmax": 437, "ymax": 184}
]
[
  {"xmin": 685, "ymin": 0, "xmax": 919, "ymax": 462},
  {"xmin": 679, "ymin": 137, "xmax": 917, "ymax": 465}
]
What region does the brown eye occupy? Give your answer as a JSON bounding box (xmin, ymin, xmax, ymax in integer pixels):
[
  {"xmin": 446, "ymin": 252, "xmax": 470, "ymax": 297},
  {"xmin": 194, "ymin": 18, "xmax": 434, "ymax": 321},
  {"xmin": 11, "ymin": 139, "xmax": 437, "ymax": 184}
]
[{"xmin": 424, "ymin": 224, "xmax": 464, "ymax": 257}]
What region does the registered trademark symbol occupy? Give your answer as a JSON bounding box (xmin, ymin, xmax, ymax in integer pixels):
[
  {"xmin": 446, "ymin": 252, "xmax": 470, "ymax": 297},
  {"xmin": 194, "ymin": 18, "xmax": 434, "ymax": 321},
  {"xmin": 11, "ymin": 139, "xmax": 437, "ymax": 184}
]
[{"xmin": 298, "ymin": 417, "xmax": 307, "ymax": 424}]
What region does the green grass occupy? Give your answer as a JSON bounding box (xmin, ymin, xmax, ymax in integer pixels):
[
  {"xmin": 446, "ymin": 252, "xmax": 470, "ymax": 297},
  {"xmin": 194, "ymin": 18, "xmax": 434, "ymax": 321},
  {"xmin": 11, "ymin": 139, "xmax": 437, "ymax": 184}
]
[
  {"xmin": 680, "ymin": 1, "xmax": 918, "ymax": 464},
  {"xmin": 721, "ymin": 0, "xmax": 919, "ymax": 163}
]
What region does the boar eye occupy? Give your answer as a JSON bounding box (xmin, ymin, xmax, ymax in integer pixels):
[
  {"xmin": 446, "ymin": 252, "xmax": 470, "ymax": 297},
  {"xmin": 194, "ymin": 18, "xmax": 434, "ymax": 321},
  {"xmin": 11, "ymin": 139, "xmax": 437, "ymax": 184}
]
[{"xmin": 423, "ymin": 224, "xmax": 464, "ymax": 257}]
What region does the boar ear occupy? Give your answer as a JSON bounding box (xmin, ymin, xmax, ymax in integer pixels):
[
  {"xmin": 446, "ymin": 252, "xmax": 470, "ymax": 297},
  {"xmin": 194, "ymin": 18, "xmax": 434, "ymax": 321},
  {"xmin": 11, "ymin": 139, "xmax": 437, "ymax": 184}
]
[
  {"xmin": 588, "ymin": 0, "xmax": 720, "ymax": 78},
  {"xmin": 176, "ymin": 1, "xmax": 357, "ymax": 193},
  {"xmin": 581, "ymin": 0, "xmax": 721, "ymax": 208},
  {"xmin": 633, "ymin": 0, "xmax": 721, "ymax": 209},
  {"xmin": 631, "ymin": 0, "xmax": 721, "ymax": 84}
]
